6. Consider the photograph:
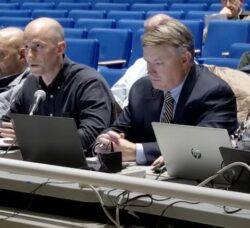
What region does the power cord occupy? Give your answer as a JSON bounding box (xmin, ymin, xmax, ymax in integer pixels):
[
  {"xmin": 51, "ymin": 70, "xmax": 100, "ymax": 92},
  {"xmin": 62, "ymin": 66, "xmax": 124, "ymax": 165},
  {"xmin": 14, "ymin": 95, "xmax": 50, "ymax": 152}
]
[{"xmin": 0, "ymin": 138, "xmax": 17, "ymax": 158}]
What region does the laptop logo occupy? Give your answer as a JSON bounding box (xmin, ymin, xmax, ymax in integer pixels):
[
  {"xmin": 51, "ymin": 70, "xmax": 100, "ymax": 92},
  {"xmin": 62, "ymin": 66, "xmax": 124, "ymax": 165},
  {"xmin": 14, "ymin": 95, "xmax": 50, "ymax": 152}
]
[{"xmin": 191, "ymin": 148, "xmax": 201, "ymax": 159}]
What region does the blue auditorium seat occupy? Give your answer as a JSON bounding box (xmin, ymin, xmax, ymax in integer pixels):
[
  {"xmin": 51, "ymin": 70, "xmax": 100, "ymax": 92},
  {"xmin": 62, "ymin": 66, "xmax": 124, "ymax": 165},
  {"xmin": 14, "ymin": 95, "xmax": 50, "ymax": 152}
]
[
  {"xmin": 0, "ymin": 10, "xmax": 31, "ymax": 17},
  {"xmin": 185, "ymin": 11, "xmax": 218, "ymax": 20},
  {"xmin": 32, "ymin": 10, "xmax": 68, "ymax": 19},
  {"xmin": 229, "ymin": 43, "xmax": 250, "ymax": 58},
  {"xmin": 98, "ymin": 67, "xmax": 126, "ymax": 87},
  {"xmin": 43, "ymin": 0, "xmax": 75, "ymax": 3},
  {"xmin": 64, "ymin": 28, "xmax": 88, "ymax": 39},
  {"xmin": 202, "ymin": 58, "xmax": 239, "ymax": 69},
  {"xmin": 55, "ymin": 18, "xmax": 75, "ymax": 28},
  {"xmin": 180, "ymin": 19, "xmax": 204, "ymax": 54},
  {"xmin": 208, "ymin": 3, "xmax": 223, "ymax": 11},
  {"xmin": 56, "ymin": 3, "xmax": 92, "ymax": 10},
  {"xmin": 65, "ymin": 38, "xmax": 99, "ymax": 69},
  {"xmin": 130, "ymin": 3, "xmax": 168, "ymax": 12},
  {"xmin": 75, "ymin": 19, "xmax": 115, "ymax": 30},
  {"xmin": 20, "ymin": 2, "xmax": 55, "ymax": 10},
  {"xmin": 127, "ymin": 28, "xmax": 144, "ymax": 67},
  {"xmin": 88, "ymin": 28, "xmax": 132, "ymax": 68},
  {"xmin": 169, "ymin": 3, "xmax": 208, "ymax": 14},
  {"xmin": 0, "ymin": 3, "xmax": 19, "ymax": 10},
  {"xmin": 116, "ymin": 19, "xmax": 144, "ymax": 34},
  {"xmin": 201, "ymin": 20, "xmax": 250, "ymax": 58},
  {"xmin": 93, "ymin": 3, "xmax": 130, "ymax": 12},
  {"xmin": 146, "ymin": 11, "xmax": 185, "ymax": 19},
  {"xmin": 107, "ymin": 10, "xmax": 145, "ymax": 20},
  {"xmin": 10, "ymin": 0, "xmax": 41, "ymax": 3},
  {"xmin": 68, "ymin": 10, "xmax": 106, "ymax": 20},
  {"xmin": 0, "ymin": 17, "xmax": 32, "ymax": 27}
]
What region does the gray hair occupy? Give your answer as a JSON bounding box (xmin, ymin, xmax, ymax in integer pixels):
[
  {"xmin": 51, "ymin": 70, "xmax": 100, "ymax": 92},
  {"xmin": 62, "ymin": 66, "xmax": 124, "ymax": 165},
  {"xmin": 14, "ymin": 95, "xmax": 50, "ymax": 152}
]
[{"xmin": 142, "ymin": 18, "xmax": 195, "ymax": 58}]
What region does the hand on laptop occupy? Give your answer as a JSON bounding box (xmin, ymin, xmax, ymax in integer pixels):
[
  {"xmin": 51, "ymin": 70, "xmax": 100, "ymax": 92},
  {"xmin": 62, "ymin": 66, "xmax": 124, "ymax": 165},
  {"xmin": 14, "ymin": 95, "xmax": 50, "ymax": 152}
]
[
  {"xmin": 0, "ymin": 121, "xmax": 16, "ymax": 140},
  {"xmin": 95, "ymin": 130, "xmax": 136, "ymax": 162},
  {"xmin": 151, "ymin": 155, "xmax": 165, "ymax": 167}
]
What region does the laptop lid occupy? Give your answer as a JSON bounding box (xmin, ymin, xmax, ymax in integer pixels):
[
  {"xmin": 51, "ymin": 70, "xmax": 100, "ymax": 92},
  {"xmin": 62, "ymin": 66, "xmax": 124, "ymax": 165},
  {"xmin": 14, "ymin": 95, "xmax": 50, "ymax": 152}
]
[
  {"xmin": 219, "ymin": 147, "xmax": 250, "ymax": 190},
  {"xmin": 152, "ymin": 122, "xmax": 232, "ymax": 181},
  {"xmin": 11, "ymin": 113, "xmax": 88, "ymax": 169}
]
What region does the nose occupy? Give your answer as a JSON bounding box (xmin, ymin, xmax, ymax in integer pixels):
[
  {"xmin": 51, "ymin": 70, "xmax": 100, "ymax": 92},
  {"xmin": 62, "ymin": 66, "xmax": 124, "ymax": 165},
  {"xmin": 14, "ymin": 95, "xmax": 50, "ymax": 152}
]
[
  {"xmin": 147, "ymin": 63, "xmax": 156, "ymax": 75},
  {"xmin": 25, "ymin": 47, "xmax": 34, "ymax": 59}
]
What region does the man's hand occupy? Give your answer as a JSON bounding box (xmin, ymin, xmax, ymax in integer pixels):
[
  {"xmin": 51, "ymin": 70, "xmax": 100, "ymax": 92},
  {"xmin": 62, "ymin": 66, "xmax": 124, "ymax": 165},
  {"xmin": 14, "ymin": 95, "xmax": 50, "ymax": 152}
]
[
  {"xmin": 95, "ymin": 130, "xmax": 136, "ymax": 162},
  {"xmin": 220, "ymin": 7, "xmax": 232, "ymax": 18},
  {"xmin": 0, "ymin": 121, "xmax": 16, "ymax": 139},
  {"xmin": 151, "ymin": 155, "xmax": 165, "ymax": 167}
]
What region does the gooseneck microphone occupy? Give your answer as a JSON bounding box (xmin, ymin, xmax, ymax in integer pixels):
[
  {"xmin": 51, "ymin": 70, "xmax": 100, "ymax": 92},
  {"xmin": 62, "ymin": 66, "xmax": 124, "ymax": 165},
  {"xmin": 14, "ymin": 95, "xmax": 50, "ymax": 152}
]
[{"xmin": 29, "ymin": 90, "xmax": 46, "ymax": 116}]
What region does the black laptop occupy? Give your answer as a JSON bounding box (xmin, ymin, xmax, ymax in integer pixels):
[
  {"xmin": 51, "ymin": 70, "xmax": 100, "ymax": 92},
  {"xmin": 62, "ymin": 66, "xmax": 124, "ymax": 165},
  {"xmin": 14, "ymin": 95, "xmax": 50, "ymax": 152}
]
[
  {"xmin": 11, "ymin": 113, "xmax": 89, "ymax": 169},
  {"xmin": 219, "ymin": 146, "xmax": 250, "ymax": 193}
]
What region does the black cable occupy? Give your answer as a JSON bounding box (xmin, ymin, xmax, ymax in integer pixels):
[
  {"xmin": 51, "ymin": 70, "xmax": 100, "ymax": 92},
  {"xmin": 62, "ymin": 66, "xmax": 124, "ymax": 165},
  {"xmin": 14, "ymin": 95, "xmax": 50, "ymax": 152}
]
[
  {"xmin": 223, "ymin": 205, "xmax": 242, "ymax": 214},
  {"xmin": 156, "ymin": 200, "xmax": 200, "ymax": 228},
  {"xmin": 0, "ymin": 178, "xmax": 50, "ymax": 221},
  {"xmin": 0, "ymin": 138, "xmax": 17, "ymax": 158}
]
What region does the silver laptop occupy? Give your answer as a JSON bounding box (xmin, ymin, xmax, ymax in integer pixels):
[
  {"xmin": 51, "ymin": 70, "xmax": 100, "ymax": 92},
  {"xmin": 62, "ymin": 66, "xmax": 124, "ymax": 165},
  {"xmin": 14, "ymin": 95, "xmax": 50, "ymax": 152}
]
[
  {"xmin": 11, "ymin": 113, "xmax": 88, "ymax": 169},
  {"xmin": 152, "ymin": 122, "xmax": 232, "ymax": 181}
]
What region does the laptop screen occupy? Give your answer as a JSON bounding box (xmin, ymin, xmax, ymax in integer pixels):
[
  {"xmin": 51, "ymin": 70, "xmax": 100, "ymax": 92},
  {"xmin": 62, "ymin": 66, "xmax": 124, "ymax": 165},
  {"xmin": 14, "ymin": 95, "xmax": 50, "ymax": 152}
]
[
  {"xmin": 11, "ymin": 113, "xmax": 88, "ymax": 169},
  {"xmin": 152, "ymin": 122, "xmax": 232, "ymax": 181}
]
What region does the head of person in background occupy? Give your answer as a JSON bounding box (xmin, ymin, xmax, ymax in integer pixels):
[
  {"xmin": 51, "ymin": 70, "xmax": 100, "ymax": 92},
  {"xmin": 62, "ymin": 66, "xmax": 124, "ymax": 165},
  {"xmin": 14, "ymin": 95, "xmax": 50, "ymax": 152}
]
[
  {"xmin": 220, "ymin": 0, "xmax": 249, "ymax": 19},
  {"xmin": 143, "ymin": 18, "xmax": 195, "ymax": 92},
  {"xmin": 0, "ymin": 27, "xmax": 26, "ymax": 78},
  {"xmin": 23, "ymin": 17, "xmax": 65, "ymax": 85},
  {"xmin": 111, "ymin": 13, "xmax": 173, "ymax": 109}
]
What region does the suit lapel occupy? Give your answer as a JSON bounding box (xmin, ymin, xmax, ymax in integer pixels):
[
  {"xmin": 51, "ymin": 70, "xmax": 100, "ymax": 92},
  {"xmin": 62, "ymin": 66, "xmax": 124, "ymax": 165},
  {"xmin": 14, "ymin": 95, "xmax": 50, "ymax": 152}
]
[
  {"xmin": 144, "ymin": 87, "xmax": 164, "ymax": 128},
  {"xmin": 174, "ymin": 64, "xmax": 198, "ymax": 122}
]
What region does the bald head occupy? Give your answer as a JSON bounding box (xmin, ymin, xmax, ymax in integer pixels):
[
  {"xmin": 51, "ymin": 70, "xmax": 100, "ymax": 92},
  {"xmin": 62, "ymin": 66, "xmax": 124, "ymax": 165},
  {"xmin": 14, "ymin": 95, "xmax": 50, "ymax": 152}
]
[
  {"xmin": 0, "ymin": 27, "xmax": 26, "ymax": 77},
  {"xmin": 144, "ymin": 14, "xmax": 172, "ymax": 32},
  {"xmin": 24, "ymin": 17, "xmax": 64, "ymax": 43},
  {"xmin": 23, "ymin": 18, "xmax": 66, "ymax": 83}
]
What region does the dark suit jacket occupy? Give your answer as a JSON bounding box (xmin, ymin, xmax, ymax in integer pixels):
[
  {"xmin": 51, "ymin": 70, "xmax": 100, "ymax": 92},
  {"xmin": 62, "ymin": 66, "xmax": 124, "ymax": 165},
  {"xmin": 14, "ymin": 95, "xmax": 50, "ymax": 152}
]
[{"xmin": 109, "ymin": 64, "xmax": 238, "ymax": 164}]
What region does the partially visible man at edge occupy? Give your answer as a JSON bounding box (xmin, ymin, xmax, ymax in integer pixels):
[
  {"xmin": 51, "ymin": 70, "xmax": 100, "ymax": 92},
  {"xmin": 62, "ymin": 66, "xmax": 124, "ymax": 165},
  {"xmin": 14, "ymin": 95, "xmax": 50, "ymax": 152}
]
[
  {"xmin": 0, "ymin": 17, "xmax": 117, "ymax": 154},
  {"xmin": 0, "ymin": 27, "xmax": 29, "ymax": 94}
]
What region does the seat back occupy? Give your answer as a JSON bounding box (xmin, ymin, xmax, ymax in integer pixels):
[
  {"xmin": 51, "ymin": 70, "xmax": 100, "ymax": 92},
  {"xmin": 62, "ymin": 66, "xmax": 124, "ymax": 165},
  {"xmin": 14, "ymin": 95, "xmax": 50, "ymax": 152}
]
[
  {"xmin": 75, "ymin": 18, "xmax": 115, "ymax": 30},
  {"xmin": 88, "ymin": 28, "xmax": 132, "ymax": 67},
  {"xmin": 180, "ymin": 19, "xmax": 204, "ymax": 53},
  {"xmin": 202, "ymin": 20, "xmax": 250, "ymax": 58},
  {"xmin": 93, "ymin": 3, "xmax": 130, "ymax": 12},
  {"xmin": 130, "ymin": 3, "xmax": 168, "ymax": 12},
  {"xmin": 20, "ymin": 2, "xmax": 56, "ymax": 10},
  {"xmin": 64, "ymin": 28, "xmax": 88, "ymax": 39},
  {"xmin": 65, "ymin": 38, "xmax": 99, "ymax": 69},
  {"xmin": 68, "ymin": 10, "xmax": 106, "ymax": 20},
  {"xmin": 56, "ymin": 3, "xmax": 91, "ymax": 10},
  {"xmin": 32, "ymin": 10, "xmax": 68, "ymax": 18},
  {"xmin": 107, "ymin": 10, "xmax": 145, "ymax": 20},
  {"xmin": 146, "ymin": 10, "xmax": 185, "ymax": 19},
  {"xmin": 0, "ymin": 9, "xmax": 31, "ymax": 17},
  {"xmin": 0, "ymin": 17, "xmax": 32, "ymax": 27},
  {"xmin": 229, "ymin": 43, "xmax": 250, "ymax": 58}
]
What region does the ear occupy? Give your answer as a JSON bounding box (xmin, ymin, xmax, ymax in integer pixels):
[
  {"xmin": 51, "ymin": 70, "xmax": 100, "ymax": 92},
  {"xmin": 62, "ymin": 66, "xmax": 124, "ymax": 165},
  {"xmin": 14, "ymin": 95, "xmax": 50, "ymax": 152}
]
[
  {"xmin": 57, "ymin": 41, "xmax": 66, "ymax": 55},
  {"xmin": 181, "ymin": 51, "xmax": 193, "ymax": 65},
  {"xmin": 18, "ymin": 48, "xmax": 26, "ymax": 60}
]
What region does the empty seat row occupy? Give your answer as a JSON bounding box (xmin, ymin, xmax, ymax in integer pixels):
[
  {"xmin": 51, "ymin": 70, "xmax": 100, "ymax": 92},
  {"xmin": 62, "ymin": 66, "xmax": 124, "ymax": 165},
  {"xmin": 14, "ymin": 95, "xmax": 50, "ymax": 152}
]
[
  {"xmin": 1, "ymin": 2, "xmax": 246, "ymax": 12},
  {"xmin": 0, "ymin": 9, "xmax": 222, "ymax": 21}
]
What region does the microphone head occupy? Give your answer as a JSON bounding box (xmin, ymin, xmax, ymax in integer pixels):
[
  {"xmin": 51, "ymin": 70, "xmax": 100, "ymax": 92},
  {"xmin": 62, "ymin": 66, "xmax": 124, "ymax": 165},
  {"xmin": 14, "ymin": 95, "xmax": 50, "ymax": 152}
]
[{"xmin": 34, "ymin": 89, "xmax": 46, "ymax": 102}]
